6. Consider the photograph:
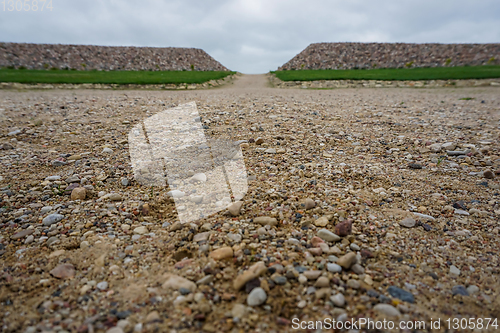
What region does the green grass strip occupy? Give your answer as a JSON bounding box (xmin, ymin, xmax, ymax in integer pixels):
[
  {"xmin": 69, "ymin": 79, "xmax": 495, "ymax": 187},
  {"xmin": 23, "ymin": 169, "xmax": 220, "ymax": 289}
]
[
  {"xmin": 272, "ymin": 66, "xmax": 500, "ymax": 81},
  {"xmin": 0, "ymin": 69, "xmax": 235, "ymax": 84}
]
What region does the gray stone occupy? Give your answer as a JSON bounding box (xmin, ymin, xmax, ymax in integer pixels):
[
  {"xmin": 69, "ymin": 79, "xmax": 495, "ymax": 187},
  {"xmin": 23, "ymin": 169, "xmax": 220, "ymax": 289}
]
[
  {"xmin": 25, "ymin": 235, "xmax": 34, "ymax": 244},
  {"xmin": 8, "ymin": 129, "xmax": 21, "ymax": 136},
  {"xmin": 52, "ymin": 160, "xmax": 67, "ymax": 166},
  {"xmin": 247, "ymin": 287, "xmax": 267, "ymax": 306},
  {"xmin": 399, "ymin": 217, "xmax": 416, "ymax": 228},
  {"xmin": 452, "ymin": 285, "xmax": 469, "ymax": 296},
  {"xmin": 346, "ymin": 279, "xmax": 360, "ymax": 289},
  {"xmin": 442, "ymin": 142, "xmax": 456, "ymax": 150},
  {"xmin": 10, "ymin": 229, "xmax": 34, "ymax": 240},
  {"xmin": 429, "ymin": 143, "xmax": 442, "ymax": 152},
  {"xmin": 272, "ymin": 275, "xmax": 287, "ymax": 285},
  {"xmin": 387, "ymin": 286, "xmax": 415, "ymax": 303},
  {"xmin": 42, "ymin": 213, "xmax": 64, "ymax": 226},
  {"xmin": 327, "ymin": 263, "xmax": 342, "ymax": 273},
  {"xmin": 447, "ymin": 150, "xmax": 467, "ymax": 156},
  {"xmin": 46, "ymin": 236, "xmax": 59, "ymax": 246},
  {"xmin": 450, "ymin": 265, "xmax": 460, "ymax": 276},
  {"xmin": 330, "ymin": 293, "xmax": 345, "ymax": 307},
  {"xmin": 97, "ymin": 281, "xmax": 109, "ymax": 290},
  {"xmin": 466, "ymin": 285, "xmax": 479, "ymax": 294},
  {"xmin": 65, "ymin": 175, "xmax": 80, "ymax": 183},
  {"xmin": 40, "ymin": 206, "xmax": 53, "ymax": 214},
  {"xmin": 351, "ymin": 264, "xmax": 365, "ymax": 275}
]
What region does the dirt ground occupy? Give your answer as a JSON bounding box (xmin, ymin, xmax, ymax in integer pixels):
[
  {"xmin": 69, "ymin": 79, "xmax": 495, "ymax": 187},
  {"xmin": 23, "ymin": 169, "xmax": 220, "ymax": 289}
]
[{"xmin": 0, "ymin": 76, "xmax": 499, "ymax": 333}]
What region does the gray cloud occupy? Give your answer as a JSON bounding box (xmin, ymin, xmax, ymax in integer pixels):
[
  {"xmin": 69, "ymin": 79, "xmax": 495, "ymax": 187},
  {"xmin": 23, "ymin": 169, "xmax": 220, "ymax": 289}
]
[{"xmin": 0, "ymin": 0, "xmax": 499, "ymax": 73}]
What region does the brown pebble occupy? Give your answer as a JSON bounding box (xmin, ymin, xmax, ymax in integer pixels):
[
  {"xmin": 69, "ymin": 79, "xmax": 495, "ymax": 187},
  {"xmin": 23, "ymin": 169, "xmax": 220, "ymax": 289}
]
[
  {"xmin": 10, "ymin": 229, "xmax": 34, "ymax": 240},
  {"xmin": 146, "ymin": 310, "xmax": 161, "ymax": 323},
  {"xmin": 71, "ymin": 187, "xmax": 86, "ymax": 200},
  {"xmin": 304, "ymin": 198, "xmax": 316, "ymax": 210},
  {"xmin": 141, "ymin": 203, "xmax": 150, "ymax": 215},
  {"xmin": 335, "ymin": 219, "xmax": 352, "ymax": 236},
  {"xmin": 209, "ymin": 247, "xmax": 233, "ymax": 260},
  {"xmin": 228, "ymin": 201, "xmax": 243, "ymax": 216},
  {"xmin": 360, "ymin": 249, "xmax": 374, "ymax": 258},
  {"xmin": 337, "ymin": 252, "xmax": 357, "ymax": 269},
  {"xmin": 50, "ymin": 264, "xmax": 76, "ymax": 279},
  {"xmin": 311, "ymin": 236, "xmax": 324, "ymax": 247},
  {"xmin": 309, "ymin": 247, "xmax": 322, "ymax": 256},
  {"xmin": 483, "ymin": 169, "xmax": 495, "ymax": 179},
  {"xmin": 253, "ymin": 216, "xmax": 277, "ymax": 226},
  {"xmin": 234, "ymin": 261, "xmax": 267, "ymax": 290},
  {"xmin": 314, "ymin": 276, "xmax": 330, "ymax": 288}
]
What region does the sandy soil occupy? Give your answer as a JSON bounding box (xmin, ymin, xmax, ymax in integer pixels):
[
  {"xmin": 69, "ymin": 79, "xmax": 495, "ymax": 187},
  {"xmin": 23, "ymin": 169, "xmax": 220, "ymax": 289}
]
[{"xmin": 0, "ymin": 77, "xmax": 499, "ymax": 333}]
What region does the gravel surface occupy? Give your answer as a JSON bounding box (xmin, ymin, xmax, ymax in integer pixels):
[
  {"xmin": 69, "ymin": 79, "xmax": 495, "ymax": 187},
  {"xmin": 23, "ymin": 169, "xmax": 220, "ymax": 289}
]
[{"xmin": 1, "ymin": 75, "xmax": 499, "ymax": 332}]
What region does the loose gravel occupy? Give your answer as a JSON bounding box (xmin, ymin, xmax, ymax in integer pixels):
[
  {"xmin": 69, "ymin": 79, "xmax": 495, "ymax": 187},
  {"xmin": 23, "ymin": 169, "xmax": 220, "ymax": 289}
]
[{"xmin": 0, "ymin": 75, "xmax": 499, "ymax": 332}]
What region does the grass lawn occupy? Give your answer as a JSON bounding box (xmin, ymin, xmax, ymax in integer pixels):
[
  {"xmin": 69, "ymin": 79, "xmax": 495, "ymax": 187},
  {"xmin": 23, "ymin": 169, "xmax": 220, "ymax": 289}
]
[
  {"xmin": 0, "ymin": 69, "xmax": 235, "ymax": 84},
  {"xmin": 273, "ymin": 66, "xmax": 500, "ymax": 81}
]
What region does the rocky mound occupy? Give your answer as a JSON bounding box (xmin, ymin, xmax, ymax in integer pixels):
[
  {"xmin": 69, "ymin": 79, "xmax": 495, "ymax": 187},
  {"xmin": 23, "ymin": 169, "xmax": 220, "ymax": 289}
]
[
  {"xmin": 279, "ymin": 42, "xmax": 500, "ymax": 70},
  {"xmin": 0, "ymin": 42, "xmax": 229, "ymax": 71}
]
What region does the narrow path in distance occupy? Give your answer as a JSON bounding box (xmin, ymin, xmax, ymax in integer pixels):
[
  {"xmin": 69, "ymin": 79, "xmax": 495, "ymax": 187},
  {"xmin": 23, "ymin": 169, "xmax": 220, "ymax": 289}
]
[{"xmin": 224, "ymin": 74, "xmax": 271, "ymax": 90}]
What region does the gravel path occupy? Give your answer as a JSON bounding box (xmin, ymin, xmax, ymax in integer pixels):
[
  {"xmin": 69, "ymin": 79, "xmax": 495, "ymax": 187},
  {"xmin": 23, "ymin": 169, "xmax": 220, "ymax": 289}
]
[{"xmin": 0, "ymin": 78, "xmax": 499, "ymax": 332}]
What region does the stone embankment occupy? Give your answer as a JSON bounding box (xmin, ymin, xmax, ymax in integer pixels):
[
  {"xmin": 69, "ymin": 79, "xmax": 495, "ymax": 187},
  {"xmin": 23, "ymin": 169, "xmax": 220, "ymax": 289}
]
[
  {"xmin": 0, "ymin": 42, "xmax": 229, "ymax": 71},
  {"xmin": 279, "ymin": 42, "xmax": 500, "ymax": 70}
]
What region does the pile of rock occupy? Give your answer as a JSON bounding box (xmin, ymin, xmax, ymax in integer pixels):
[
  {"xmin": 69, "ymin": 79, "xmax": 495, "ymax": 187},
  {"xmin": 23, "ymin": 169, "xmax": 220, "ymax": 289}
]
[
  {"xmin": 0, "ymin": 42, "xmax": 229, "ymax": 71},
  {"xmin": 279, "ymin": 42, "xmax": 500, "ymax": 70}
]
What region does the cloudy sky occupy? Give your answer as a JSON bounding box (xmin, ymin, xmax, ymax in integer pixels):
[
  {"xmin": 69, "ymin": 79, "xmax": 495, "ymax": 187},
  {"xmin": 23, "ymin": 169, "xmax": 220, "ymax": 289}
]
[{"xmin": 1, "ymin": 0, "xmax": 499, "ymax": 73}]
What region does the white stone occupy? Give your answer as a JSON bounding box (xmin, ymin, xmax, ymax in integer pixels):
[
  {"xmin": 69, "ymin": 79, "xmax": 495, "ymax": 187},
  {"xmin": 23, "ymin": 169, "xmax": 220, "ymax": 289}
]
[
  {"xmin": 102, "ymin": 148, "xmax": 113, "ymax": 153},
  {"xmin": 317, "ymin": 229, "xmax": 340, "ymax": 242},
  {"xmin": 373, "ymin": 304, "xmax": 401, "ymax": 317},
  {"xmin": 97, "ymin": 281, "xmax": 108, "ymax": 290},
  {"xmin": 330, "ymin": 293, "xmax": 345, "ymax": 307},
  {"xmin": 133, "ymin": 226, "xmax": 148, "ymax": 235},
  {"xmin": 247, "ymin": 287, "xmax": 267, "ymax": 306},
  {"xmin": 450, "ymin": 265, "xmax": 460, "ymax": 276},
  {"xmin": 167, "ymin": 190, "xmax": 186, "ymax": 198},
  {"xmin": 190, "ymin": 173, "xmax": 207, "ymax": 183}
]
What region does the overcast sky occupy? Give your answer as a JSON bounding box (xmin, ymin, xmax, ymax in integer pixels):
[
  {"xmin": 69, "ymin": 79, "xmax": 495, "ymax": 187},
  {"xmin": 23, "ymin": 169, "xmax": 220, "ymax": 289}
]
[{"xmin": 1, "ymin": 0, "xmax": 499, "ymax": 73}]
